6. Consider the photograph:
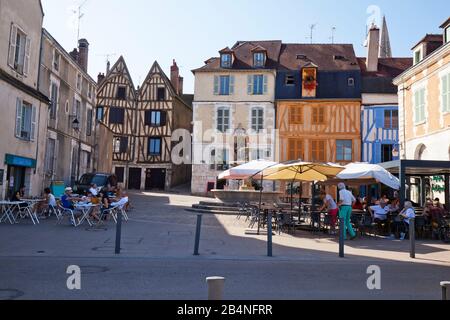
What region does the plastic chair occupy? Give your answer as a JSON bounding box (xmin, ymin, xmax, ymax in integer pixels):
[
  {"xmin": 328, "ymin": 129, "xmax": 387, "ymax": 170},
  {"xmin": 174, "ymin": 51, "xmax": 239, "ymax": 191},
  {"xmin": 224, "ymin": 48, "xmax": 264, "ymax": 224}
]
[{"xmin": 57, "ymin": 204, "xmax": 78, "ymax": 227}]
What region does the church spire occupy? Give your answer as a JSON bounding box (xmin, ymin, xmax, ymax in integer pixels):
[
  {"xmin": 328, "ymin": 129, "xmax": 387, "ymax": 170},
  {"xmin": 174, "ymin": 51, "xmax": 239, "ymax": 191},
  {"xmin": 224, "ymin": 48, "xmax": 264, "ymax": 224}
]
[{"xmin": 379, "ymin": 15, "xmax": 392, "ymax": 58}]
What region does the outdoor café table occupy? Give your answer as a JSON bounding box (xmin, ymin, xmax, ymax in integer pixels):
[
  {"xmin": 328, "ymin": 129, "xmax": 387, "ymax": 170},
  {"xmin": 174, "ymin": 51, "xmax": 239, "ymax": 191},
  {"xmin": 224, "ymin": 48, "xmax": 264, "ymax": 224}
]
[
  {"xmin": 74, "ymin": 203, "xmax": 99, "ymax": 227},
  {"xmin": 0, "ymin": 201, "xmax": 24, "ymax": 224}
]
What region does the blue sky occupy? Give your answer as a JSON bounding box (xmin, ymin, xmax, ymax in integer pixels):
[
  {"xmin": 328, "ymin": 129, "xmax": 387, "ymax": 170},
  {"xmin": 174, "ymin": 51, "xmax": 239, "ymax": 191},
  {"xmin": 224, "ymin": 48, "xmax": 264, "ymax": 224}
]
[{"xmin": 41, "ymin": 0, "xmax": 449, "ymax": 93}]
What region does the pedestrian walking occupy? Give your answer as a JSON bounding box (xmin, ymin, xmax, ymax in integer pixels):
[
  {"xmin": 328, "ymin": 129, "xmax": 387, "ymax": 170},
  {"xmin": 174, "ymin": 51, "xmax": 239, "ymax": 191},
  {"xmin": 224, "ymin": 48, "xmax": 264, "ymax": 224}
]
[{"xmin": 337, "ymin": 183, "xmax": 357, "ymax": 240}]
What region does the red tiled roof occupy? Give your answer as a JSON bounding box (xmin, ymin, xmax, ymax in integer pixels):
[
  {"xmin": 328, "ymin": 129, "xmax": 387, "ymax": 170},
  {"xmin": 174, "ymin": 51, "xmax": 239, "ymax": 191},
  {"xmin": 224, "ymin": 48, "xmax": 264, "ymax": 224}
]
[
  {"xmin": 192, "ymin": 40, "xmax": 282, "ymax": 72},
  {"xmin": 412, "ymin": 34, "xmax": 443, "ymax": 50},
  {"xmin": 357, "ymin": 57, "xmax": 413, "ymax": 78},
  {"xmin": 278, "ymin": 44, "xmax": 360, "ymax": 71}
]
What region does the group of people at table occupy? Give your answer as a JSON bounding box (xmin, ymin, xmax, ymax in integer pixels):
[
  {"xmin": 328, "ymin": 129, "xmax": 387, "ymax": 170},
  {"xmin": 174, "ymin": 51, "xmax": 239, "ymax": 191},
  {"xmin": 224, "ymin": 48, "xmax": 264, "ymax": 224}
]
[
  {"xmin": 317, "ymin": 183, "xmax": 448, "ymax": 240},
  {"xmin": 8, "ymin": 183, "xmax": 129, "ymax": 225}
]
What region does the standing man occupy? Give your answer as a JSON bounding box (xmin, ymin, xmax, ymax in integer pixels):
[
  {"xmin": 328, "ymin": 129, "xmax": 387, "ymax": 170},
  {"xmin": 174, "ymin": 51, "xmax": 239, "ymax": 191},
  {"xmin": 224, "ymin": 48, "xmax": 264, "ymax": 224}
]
[{"xmin": 337, "ymin": 183, "xmax": 357, "ymax": 240}]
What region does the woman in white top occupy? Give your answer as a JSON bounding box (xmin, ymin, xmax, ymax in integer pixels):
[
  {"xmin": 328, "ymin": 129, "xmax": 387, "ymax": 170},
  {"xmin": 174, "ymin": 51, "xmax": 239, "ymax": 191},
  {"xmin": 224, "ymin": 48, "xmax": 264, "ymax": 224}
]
[
  {"xmin": 319, "ymin": 191, "xmax": 339, "ymax": 234},
  {"xmin": 398, "ymin": 201, "xmax": 416, "ymax": 240}
]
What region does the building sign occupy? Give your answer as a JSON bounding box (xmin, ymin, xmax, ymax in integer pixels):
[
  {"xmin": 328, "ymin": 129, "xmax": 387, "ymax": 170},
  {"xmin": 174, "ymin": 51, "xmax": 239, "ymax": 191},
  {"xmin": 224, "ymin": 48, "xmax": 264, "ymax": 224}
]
[
  {"xmin": 431, "ymin": 176, "xmax": 445, "ymax": 193},
  {"xmin": 4, "ymin": 154, "xmax": 36, "ymax": 168}
]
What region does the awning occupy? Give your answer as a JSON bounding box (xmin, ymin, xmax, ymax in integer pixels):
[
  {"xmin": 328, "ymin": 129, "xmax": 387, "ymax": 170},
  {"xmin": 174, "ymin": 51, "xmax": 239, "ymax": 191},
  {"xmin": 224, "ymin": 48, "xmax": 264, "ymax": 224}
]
[
  {"xmin": 218, "ymin": 160, "xmax": 278, "ymax": 180},
  {"xmin": 4, "ymin": 154, "xmax": 36, "ymax": 168},
  {"xmin": 336, "ymin": 162, "xmax": 400, "ymax": 190}
]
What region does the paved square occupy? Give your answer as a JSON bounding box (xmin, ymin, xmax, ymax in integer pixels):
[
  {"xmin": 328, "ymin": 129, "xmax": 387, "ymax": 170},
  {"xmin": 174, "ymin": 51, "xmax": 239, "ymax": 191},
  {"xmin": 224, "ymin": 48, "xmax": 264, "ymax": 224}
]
[{"xmin": 0, "ymin": 191, "xmax": 449, "ymax": 300}]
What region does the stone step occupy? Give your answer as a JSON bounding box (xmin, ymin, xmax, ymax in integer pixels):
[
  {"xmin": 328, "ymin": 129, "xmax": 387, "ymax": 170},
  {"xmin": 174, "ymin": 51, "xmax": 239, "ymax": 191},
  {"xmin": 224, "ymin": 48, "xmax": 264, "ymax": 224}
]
[
  {"xmin": 192, "ymin": 204, "xmax": 241, "ymax": 212},
  {"xmin": 185, "ymin": 208, "xmax": 239, "ymax": 216},
  {"xmin": 198, "ymin": 201, "xmax": 241, "ymax": 208}
]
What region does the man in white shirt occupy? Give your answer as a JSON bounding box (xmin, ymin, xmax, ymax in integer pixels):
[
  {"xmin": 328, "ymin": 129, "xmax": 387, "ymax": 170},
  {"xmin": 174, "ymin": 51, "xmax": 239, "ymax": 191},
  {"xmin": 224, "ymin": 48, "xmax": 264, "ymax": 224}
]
[
  {"xmin": 337, "ymin": 183, "xmax": 356, "ymax": 240},
  {"xmin": 369, "ymin": 200, "xmax": 389, "ymax": 222},
  {"xmin": 399, "ymin": 201, "xmax": 416, "ymax": 240}
]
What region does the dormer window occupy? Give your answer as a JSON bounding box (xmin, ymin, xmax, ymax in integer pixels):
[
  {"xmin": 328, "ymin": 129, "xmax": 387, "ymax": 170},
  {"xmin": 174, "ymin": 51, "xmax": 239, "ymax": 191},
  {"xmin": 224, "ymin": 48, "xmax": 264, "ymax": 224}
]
[
  {"xmin": 414, "ymin": 47, "xmax": 423, "ymax": 65},
  {"xmin": 221, "ymin": 54, "xmax": 232, "ymax": 68},
  {"xmin": 253, "ymin": 52, "xmax": 266, "ymax": 67}
]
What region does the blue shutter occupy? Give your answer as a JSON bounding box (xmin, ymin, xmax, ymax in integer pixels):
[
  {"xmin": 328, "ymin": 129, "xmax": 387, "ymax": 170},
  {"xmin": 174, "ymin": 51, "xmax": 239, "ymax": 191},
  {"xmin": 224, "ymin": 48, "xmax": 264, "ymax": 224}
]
[
  {"xmin": 374, "ymin": 108, "xmax": 385, "ymax": 128},
  {"xmin": 373, "ymin": 142, "xmax": 382, "ymax": 164}
]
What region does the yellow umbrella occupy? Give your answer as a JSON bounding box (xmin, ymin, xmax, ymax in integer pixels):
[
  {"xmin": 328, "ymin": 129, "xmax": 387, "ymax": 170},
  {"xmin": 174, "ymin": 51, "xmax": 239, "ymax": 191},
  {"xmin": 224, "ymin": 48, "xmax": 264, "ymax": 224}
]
[{"xmin": 263, "ymin": 161, "xmax": 344, "ymax": 181}]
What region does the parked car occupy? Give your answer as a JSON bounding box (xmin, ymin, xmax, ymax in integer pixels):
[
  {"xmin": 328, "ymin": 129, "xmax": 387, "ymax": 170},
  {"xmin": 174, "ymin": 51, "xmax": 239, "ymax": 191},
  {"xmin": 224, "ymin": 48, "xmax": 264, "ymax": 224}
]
[{"xmin": 73, "ymin": 173, "xmax": 118, "ymax": 195}]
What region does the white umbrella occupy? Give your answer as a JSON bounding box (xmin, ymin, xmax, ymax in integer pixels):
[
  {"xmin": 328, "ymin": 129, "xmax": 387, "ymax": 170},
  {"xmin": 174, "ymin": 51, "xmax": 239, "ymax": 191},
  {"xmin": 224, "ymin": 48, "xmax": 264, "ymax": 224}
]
[
  {"xmin": 218, "ymin": 160, "xmax": 278, "ymax": 180},
  {"xmin": 337, "ymin": 162, "xmax": 400, "ymax": 190}
]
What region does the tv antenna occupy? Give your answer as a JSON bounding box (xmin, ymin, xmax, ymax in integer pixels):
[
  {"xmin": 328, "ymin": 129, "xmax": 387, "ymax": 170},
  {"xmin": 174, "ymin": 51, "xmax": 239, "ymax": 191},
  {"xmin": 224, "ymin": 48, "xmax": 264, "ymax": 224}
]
[
  {"xmin": 307, "ymin": 24, "xmax": 317, "ymax": 44},
  {"xmin": 73, "ymin": 0, "xmax": 89, "ymax": 41},
  {"xmin": 330, "ymin": 27, "xmax": 336, "ymax": 44}
]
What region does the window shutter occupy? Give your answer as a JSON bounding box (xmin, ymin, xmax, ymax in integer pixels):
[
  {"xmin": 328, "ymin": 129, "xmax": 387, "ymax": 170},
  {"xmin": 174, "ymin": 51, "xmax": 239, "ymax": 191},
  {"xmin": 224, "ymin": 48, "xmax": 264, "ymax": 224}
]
[
  {"xmin": 30, "ymin": 105, "xmax": 37, "ymax": 141},
  {"xmin": 414, "ymin": 91, "xmax": 419, "ymax": 123},
  {"xmin": 8, "ymin": 25, "xmax": 18, "ymax": 68},
  {"xmin": 229, "ymin": 76, "xmax": 235, "ymax": 95},
  {"xmin": 263, "ymin": 75, "xmax": 268, "ymax": 94},
  {"xmin": 15, "ymin": 98, "xmax": 22, "ymax": 138},
  {"xmin": 247, "ymin": 75, "xmax": 253, "ymax": 95},
  {"xmin": 23, "ymin": 37, "xmax": 31, "ymax": 76},
  {"xmin": 375, "ymin": 109, "xmax": 385, "ymax": 128},
  {"xmin": 213, "ymin": 76, "xmax": 219, "ymax": 95},
  {"xmin": 420, "ymin": 90, "xmax": 425, "ymax": 121},
  {"xmin": 160, "ymin": 111, "xmax": 167, "ymax": 126},
  {"xmin": 443, "ymin": 76, "xmax": 448, "ymax": 111}
]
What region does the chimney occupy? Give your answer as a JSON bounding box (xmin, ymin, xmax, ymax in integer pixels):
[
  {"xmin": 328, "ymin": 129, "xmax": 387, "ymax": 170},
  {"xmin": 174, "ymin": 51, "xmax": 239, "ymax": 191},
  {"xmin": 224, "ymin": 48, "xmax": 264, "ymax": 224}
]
[
  {"xmin": 97, "ymin": 73, "xmax": 105, "ymax": 84},
  {"xmin": 171, "ymin": 59, "xmax": 180, "ymax": 95},
  {"xmin": 366, "ymin": 24, "xmax": 380, "ymax": 72},
  {"xmin": 69, "ymin": 48, "xmax": 79, "ymax": 62},
  {"xmin": 106, "ymin": 60, "xmax": 111, "ymax": 74},
  {"xmin": 178, "ymin": 76, "xmax": 184, "ymax": 96},
  {"xmin": 78, "ymin": 38, "xmax": 90, "ymax": 73}
]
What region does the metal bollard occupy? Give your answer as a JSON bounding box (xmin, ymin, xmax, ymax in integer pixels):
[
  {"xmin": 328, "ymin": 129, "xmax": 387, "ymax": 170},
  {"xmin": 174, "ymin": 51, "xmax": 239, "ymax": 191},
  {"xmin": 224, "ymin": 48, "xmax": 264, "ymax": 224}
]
[
  {"xmin": 267, "ymin": 212, "xmax": 272, "ymax": 257},
  {"xmin": 409, "ymin": 218, "xmax": 415, "ymax": 259},
  {"xmin": 441, "ymin": 281, "xmax": 450, "ymax": 300},
  {"xmin": 339, "ymin": 217, "xmax": 345, "ymax": 258},
  {"xmin": 115, "ymin": 210, "xmax": 122, "ymax": 255},
  {"xmin": 194, "ymin": 214, "xmax": 203, "ymax": 256},
  {"xmin": 206, "ymin": 276, "xmax": 225, "ymax": 300}
]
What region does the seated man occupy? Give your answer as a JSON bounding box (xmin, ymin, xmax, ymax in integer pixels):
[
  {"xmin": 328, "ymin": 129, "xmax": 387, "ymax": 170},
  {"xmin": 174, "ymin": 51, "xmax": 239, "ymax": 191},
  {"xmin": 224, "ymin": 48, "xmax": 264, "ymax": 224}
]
[
  {"xmin": 429, "ymin": 199, "xmax": 447, "ymax": 239},
  {"xmin": 398, "ymin": 201, "xmax": 416, "ymax": 240},
  {"xmin": 61, "ymin": 187, "xmax": 76, "ymax": 210},
  {"xmin": 36, "ymin": 188, "xmax": 57, "ymax": 217},
  {"xmin": 368, "ymin": 200, "xmax": 389, "ymax": 234},
  {"xmin": 89, "ymin": 184, "xmax": 98, "ymax": 197}
]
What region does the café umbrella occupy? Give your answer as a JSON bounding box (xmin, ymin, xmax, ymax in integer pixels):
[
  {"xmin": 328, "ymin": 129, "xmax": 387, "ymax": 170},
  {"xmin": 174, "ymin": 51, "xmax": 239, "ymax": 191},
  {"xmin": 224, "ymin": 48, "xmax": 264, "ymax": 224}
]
[{"xmin": 256, "ymin": 161, "xmax": 345, "ymax": 233}]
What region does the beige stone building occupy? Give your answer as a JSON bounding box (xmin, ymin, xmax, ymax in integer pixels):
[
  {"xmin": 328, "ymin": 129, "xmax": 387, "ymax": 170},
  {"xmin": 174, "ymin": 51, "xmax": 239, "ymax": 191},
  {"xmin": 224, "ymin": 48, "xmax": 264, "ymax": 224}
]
[
  {"xmin": 393, "ymin": 17, "xmax": 450, "ymax": 204},
  {"xmin": 192, "ymin": 41, "xmax": 280, "ymax": 195},
  {"xmin": 39, "ymin": 29, "xmax": 99, "ymax": 188},
  {"xmin": 394, "ymin": 18, "xmax": 450, "ymax": 161},
  {"xmin": 0, "ymin": 0, "xmax": 49, "ymax": 199}
]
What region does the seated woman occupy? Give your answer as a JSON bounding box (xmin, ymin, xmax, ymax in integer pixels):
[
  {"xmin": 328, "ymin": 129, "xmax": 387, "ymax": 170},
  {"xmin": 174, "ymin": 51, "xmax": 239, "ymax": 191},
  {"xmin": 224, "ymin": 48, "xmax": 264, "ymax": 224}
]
[
  {"xmin": 397, "ymin": 201, "xmax": 416, "ymax": 240},
  {"xmin": 352, "ymin": 198, "xmax": 364, "ymax": 210},
  {"xmin": 11, "ymin": 186, "xmax": 28, "ymax": 209},
  {"xmin": 84, "ymin": 191, "xmax": 102, "ymax": 223}
]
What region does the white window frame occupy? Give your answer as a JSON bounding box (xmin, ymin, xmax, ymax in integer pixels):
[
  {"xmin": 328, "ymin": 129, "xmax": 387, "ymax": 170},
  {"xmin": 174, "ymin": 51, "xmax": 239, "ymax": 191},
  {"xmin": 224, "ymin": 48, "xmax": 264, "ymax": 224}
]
[
  {"xmin": 76, "ymin": 73, "xmax": 82, "ymax": 92},
  {"xmin": 52, "ymin": 48, "xmax": 61, "ymax": 72},
  {"xmin": 8, "ymin": 23, "xmax": 31, "ymax": 76},
  {"xmin": 253, "ymin": 52, "xmax": 266, "ymax": 67},
  {"xmin": 413, "ymin": 46, "xmax": 423, "ymax": 65},
  {"xmin": 250, "ymin": 107, "xmax": 264, "ymax": 132},
  {"xmin": 216, "ymin": 107, "xmax": 230, "ymax": 133},
  {"xmin": 49, "ymin": 79, "xmax": 59, "ymax": 120},
  {"xmin": 15, "ymin": 99, "xmax": 36, "ymax": 142},
  {"xmin": 221, "ymin": 54, "xmax": 232, "ymax": 68}
]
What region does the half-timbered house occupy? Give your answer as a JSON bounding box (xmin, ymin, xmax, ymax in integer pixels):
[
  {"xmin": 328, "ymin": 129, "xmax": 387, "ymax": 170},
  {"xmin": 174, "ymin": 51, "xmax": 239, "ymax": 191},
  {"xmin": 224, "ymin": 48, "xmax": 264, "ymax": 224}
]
[
  {"xmin": 97, "ymin": 57, "xmax": 192, "ymax": 190},
  {"xmin": 276, "ymin": 44, "xmax": 362, "ymax": 164}
]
